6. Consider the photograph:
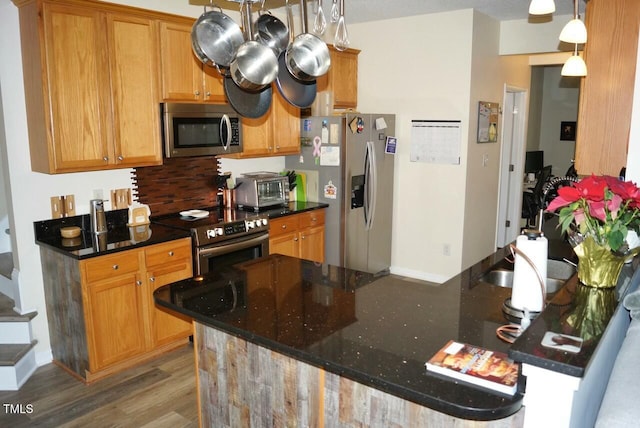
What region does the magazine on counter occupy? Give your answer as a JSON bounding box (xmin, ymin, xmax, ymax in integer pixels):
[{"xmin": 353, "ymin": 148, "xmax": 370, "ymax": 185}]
[{"xmin": 425, "ymin": 340, "xmax": 519, "ymax": 396}]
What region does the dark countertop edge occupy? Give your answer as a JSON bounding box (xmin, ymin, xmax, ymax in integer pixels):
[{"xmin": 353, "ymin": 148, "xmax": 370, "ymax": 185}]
[
  {"xmin": 34, "ymin": 225, "xmax": 191, "ymax": 260},
  {"xmin": 260, "ymin": 201, "xmax": 330, "ymax": 219},
  {"xmin": 155, "ymin": 298, "xmax": 523, "ymax": 421},
  {"xmin": 508, "ymin": 258, "xmax": 640, "ymax": 376}
]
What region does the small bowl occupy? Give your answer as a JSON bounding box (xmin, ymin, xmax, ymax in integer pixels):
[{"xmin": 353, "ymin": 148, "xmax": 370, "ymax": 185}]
[{"xmin": 60, "ymin": 226, "xmax": 81, "ymax": 239}]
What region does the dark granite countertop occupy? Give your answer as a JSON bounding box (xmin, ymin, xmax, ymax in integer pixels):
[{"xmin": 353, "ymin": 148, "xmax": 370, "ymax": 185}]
[
  {"xmin": 247, "ymin": 201, "xmax": 329, "ymax": 218},
  {"xmin": 509, "ymin": 257, "xmax": 640, "ymax": 377},
  {"xmin": 154, "ymin": 250, "xmax": 526, "ymax": 421},
  {"xmin": 34, "ymin": 209, "xmax": 191, "ymax": 259}
]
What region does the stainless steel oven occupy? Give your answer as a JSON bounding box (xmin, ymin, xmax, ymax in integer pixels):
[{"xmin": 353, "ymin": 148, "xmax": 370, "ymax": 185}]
[
  {"xmin": 153, "ymin": 210, "xmax": 270, "ymax": 276},
  {"xmin": 194, "ymin": 226, "xmax": 269, "ymax": 275}
]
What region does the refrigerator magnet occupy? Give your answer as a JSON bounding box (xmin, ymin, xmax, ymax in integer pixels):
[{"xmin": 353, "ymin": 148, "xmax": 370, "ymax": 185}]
[
  {"xmin": 324, "ymin": 181, "xmax": 337, "ymax": 199},
  {"xmin": 385, "ymin": 136, "xmax": 397, "ymax": 154},
  {"xmin": 304, "ymin": 119, "xmax": 312, "ymax": 132}
]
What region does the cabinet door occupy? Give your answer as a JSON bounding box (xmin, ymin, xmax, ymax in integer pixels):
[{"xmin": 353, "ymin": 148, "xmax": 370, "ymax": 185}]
[
  {"xmin": 42, "ymin": 3, "xmax": 112, "ymax": 171},
  {"xmin": 269, "ymin": 232, "xmax": 300, "ymax": 258},
  {"xmin": 85, "ymin": 272, "xmax": 148, "ymax": 370},
  {"xmin": 240, "ymin": 107, "xmax": 274, "ymax": 157},
  {"xmin": 317, "ymin": 47, "xmax": 359, "ymax": 109},
  {"xmin": 145, "ymin": 239, "xmax": 193, "ymax": 346},
  {"xmin": 575, "ymin": 0, "xmax": 640, "ymax": 175},
  {"xmin": 271, "ymin": 89, "xmax": 301, "ymax": 155},
  {"xmin": 300, "ymin": 225, "xmax": 325, "ymax": 263},
  {"xmin": 159, "ymin": 21, "xmax": 203, "ymax": 101},
  {"xmin": 107, "ymin": 13, "xmax": 162, "ymax": 167},
  {"xmin": 202, "ymin": 63, "xmax": 226, "ymax": 103}
]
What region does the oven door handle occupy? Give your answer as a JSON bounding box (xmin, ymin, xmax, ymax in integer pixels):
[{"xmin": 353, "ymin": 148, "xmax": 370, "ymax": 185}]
[{"xmin": 197, "ymin": 233, "xmax": 269, "ymax": 259}]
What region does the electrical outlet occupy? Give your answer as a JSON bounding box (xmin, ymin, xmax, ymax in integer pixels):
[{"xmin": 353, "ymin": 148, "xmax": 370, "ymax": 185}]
[{"xmin": 443, "ymin": 244, "xmax": 451, "ymax": 256}]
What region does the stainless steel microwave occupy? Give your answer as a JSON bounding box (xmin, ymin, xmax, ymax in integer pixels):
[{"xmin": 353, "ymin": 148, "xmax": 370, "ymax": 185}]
[{"xmin": 161, "ymin": 103, "xmax": 242, "ymax": 157}]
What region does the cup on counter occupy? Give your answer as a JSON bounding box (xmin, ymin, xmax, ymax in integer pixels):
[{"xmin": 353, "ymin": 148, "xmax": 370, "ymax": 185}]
[{"xmin": 223, "ymin": 188, "xmax": 235, "ymax": 209}]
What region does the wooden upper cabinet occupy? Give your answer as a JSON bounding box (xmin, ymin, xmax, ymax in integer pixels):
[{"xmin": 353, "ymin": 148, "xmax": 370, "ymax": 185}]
[
  {"xmin": 317, "ymin": 46, "xmax": 359, "ymax": 109},
  {"xmin": 575, "ymin": 0, "xmax": 640, "ymax": 176},
  {"xmin": 15, "ymin": 0, "xmax": 162, "ymax": 173},
  {"xmin": 40, "ymin": 3, "xmax": 112, "ymax": 172},
  {"xmin": 158, "ymin": 20, "xmax": 225, "ymax": 103},
  {"xmin": 107, "ymin": 13, "xmax": 162, "ymax": 167},
  {"xmin": 232, "ymin": 88, "xmax": 301, "ymax": 158}
]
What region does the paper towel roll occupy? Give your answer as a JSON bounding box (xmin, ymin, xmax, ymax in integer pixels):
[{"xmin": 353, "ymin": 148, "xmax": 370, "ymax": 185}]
[{"xmin": 511, "ymin": 234, "xmax": 548, "ymax": 312}]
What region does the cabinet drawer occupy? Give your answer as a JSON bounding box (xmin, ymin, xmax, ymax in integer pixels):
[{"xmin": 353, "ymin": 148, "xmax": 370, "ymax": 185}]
[
  {"xmin": 269, "ymin": 216, "xmax": 300, "ymax": 237},
  {"xmin": 145, "ymin": 238, "xmax": 192, "ymax": 268},
  {"xmin": 299, "ymin": 209, "xmax": 325, "ymax": 228},
  {"xmin": 83, "ymin": 252, "xmax": 141, "ymax": 284}
]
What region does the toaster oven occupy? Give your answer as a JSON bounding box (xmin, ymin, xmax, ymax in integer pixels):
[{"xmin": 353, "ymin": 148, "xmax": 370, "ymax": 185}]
[{"xmin": 235, "ymin": 172, "xmax": 289, "ymax": 211}]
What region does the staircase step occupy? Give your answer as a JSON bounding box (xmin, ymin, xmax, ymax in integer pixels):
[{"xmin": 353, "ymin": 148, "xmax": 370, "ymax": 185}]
[
  {"xmin": 0, "ymin": 252, "xmax": 12, "ymax": 279},
  {"xmin": 0, "ymin": 292, "xmax": 37, "ymax": 322},
  {"xmin": 0, "ymin": 340, "xmax": 37, "ymax": 366}
]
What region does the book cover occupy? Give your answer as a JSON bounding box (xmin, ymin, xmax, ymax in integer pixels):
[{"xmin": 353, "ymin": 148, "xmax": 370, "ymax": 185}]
[{"xmin": 425, "ymin": 340, "xmax": 519, "ymax": 395}]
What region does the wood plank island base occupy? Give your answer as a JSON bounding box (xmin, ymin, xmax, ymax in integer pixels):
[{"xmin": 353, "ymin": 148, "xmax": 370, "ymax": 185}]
[
  {"xmin": 155, "ymin": 254, "xmax": 529, "ymax": 427},
  {"xmin": 193, "ymin": 323, "xmax": 524, "ymax": 427}
]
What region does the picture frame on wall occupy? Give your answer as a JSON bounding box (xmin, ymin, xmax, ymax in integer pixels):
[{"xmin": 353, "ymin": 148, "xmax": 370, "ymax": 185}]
[
  {"xmin": 477, "ymin": 101, "xmax": 499, "ymax": 143},
  {"xmin": 560, "ymin": 121, "xmax": 576, "ymax": 141}
]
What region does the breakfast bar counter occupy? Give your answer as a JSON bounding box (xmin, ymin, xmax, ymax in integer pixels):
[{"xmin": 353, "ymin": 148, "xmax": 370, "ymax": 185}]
[{"xmin": 155, "ymin": 251, "xmax": 527, "ymax": 425}]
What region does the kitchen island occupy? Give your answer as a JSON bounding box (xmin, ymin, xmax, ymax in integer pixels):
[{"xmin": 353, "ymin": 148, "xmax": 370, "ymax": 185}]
[
  {"xmin": 155, "ymin": 249, "xmax": 526, "ymax": 426},
  {"xmin": 155, "ymin": 247, "xmax": 640, "ymax": 427}
]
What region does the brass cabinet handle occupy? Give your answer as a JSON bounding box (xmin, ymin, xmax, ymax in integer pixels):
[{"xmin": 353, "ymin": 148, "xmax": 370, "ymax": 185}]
[
  {"xmin": 281, "ymin": 224, "xmax": 287, "ymax": 229},
  {"xmin": 117, "ymin": 155, "xmax": 123, "ymax": 161},
  {"xmin": 168, "ymin": 251, "xmax": 174, "ymax": 256},
  {"xmin": 293, "ymin": 237, "xmax": 298, "ymax": 242},
  {"xmin": 136, "ymin": 280, "xmax": 142, "ymax": 286},
  {"xmin": 195, "ymin": 90, "xmax": 200, "ymax": 96},
  {"xmin": 103, "ymin": 156, "xmax": 109, "ymax": 162},
  {"xmin": 149, "ymin": 277, "xmax": 155, "ymax": 282},
  {"xmin": 112, "ymin": 264, "xmax": 119, "ymax": 270}
]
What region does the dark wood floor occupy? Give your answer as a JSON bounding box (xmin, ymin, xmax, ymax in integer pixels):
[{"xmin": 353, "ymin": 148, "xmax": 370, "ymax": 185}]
[{"xmin": 0, "ymin": 344, "xmax": 198, "ymax": 428}]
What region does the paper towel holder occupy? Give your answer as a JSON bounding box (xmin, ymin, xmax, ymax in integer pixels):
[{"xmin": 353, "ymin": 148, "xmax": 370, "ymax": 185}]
[{"xmin": 502, "ymin": 236, "xmax": 547, "ymax": 323}]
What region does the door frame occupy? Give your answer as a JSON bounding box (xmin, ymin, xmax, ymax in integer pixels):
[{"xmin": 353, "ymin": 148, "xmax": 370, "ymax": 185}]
[{"xmin": 496, "ymin": 85, "xmax": 528, "ymax": 248}]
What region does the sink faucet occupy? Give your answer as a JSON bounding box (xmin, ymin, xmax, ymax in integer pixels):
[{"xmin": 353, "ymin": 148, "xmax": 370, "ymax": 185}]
[{"xmin": 536, "ymin": 176, "xmax": 580, "ymax": 232}]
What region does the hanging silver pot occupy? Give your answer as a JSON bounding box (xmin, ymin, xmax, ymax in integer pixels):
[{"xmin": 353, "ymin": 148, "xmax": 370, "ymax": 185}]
[
  {"xmin": 285, "ymin": 0, "xmax": 331, "ymax": 81},
  {"xmin": 255, "ymin": 0, "xmax": 289, "ymax": 57},
  {"xmin": 230, "ymin": 1, "xmax": 279, "ymax": 92},
  {"xmin": 191, "ymin": 5, "xmax": 244, "ymax": 68}
]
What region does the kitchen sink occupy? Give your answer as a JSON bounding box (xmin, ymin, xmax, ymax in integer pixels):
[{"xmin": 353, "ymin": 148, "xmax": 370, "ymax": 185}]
[{"xmin": 479, "ymin": 259, "xmax": 576, "ymax": 294}]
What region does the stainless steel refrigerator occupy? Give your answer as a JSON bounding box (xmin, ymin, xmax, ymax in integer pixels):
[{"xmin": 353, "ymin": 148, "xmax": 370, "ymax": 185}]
[{"xmin": 285, "ymin": 114, "xmax": 396, "ymax": 273}]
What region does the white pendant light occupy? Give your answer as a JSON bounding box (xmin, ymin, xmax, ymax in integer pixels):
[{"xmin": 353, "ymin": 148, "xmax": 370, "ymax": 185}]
[
  {"xmin": 559, "ymin": 0, "xmax": 587, "ymax": 43},
  {"xmin": 561, "ymin": 45, "xmax": 587, "ymax": 77},
  {"xmin": 529, "ymin": 0, "xmax": 556, "ymax": 15}
]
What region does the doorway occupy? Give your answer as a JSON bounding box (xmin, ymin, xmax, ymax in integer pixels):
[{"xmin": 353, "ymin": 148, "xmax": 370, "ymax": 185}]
[{"xmin": 496, "ymin": 86, "xmax": 527, "ymax": 248}]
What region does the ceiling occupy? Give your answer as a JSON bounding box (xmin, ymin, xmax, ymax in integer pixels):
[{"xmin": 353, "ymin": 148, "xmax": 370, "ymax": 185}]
[{"xmin": 190, "ymin": 0, "xmax": 583, "ymax": 23}]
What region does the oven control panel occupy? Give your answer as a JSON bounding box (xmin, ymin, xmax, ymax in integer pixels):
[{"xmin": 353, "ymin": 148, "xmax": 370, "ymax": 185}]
[{"xmin": 204, "ymin": 217, "xmax": 269, "ymax": 240}]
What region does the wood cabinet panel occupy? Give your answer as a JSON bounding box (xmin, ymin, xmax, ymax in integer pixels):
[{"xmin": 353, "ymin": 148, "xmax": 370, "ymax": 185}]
[
  {"xmin": 69, "ymin": 238, "xmax": 193, "ymax": 378},
  {"xmin": 84, "ymin": 270, "xmax": 148, "ymax": 370},
  {"xmin": 317, "ymin": 46, "xmax": 359, "ymax": 109},
  {"xmin": 576, "ymin": 0, "xmax": 640, "ymax": 175},
  {"xmin": 230, "ymin": 88, "xmax": 301, "ymax": 158},
  {"xmin": 269, "ymin": 209, "xmax": 325, "ymax": 263},
  {"xmin": 42, "ymin": 3, "xmax": 111, "ymax": 171},
  {"xmin": 158, "ymin": 20, "xmax": 225, "ymax": 103},
  {"xmin": 107, "ymin": 14, "xmax": 162, "ymax": 166},
  {"xmin": 15, "ymin": 0, "xmax": 163, "ymax": 173}
]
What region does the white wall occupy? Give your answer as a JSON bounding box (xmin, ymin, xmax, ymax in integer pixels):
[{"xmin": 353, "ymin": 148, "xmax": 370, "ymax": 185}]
[
  {"xmin": 500, "ymin": 16, "xmax": 571, "ymax": 55},
  {"xmin": 349, "ymin": 10, "xmax": 474, "ymax": 282}
]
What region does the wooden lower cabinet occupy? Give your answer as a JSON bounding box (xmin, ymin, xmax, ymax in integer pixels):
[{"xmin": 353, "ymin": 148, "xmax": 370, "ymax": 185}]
[
  {"xmin": 269, "ymin": 209, "xmax": 326, "ymax": 263},
  {"xmin": 41, "ymin": 237, "xmax": 193, "ymax": 382}
]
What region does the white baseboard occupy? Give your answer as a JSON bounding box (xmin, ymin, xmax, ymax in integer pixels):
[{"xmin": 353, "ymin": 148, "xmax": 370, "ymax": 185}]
[
  {"xmin": 389, "ymin": 265, "xmax": 450, "ymax": 284},
  {"xmin": 35, "ymin": 348, "xmax": 53, "ymax": 367}
]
